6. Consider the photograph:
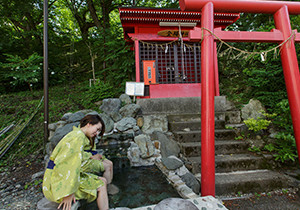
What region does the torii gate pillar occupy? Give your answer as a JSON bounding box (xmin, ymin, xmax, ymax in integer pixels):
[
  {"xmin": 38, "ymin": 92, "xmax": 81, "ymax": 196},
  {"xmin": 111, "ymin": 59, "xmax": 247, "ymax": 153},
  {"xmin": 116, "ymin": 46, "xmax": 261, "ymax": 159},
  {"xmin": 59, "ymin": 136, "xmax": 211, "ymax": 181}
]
[
  {"xmin": 180, "ymin": 0, "xmax": 300, "ymax": 197},
  {"xmin": 200, "ymin": 2, "xmax": 215, "ymax": 197},
  {"xmin": 274, "ymin": 6, "xmax": 300, "ymax": 165}
]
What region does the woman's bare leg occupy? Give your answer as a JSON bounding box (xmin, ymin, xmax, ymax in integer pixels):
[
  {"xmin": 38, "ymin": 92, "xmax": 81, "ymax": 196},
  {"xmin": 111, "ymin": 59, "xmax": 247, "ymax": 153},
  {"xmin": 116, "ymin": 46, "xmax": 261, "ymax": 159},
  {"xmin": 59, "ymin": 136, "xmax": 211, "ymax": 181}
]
[
  {"xmin": 97, "ymin": 177, "xmax": 109, "ymax": 210},
  {"xmin": 102, "ymin": 159, "xmax": 113, "ymax": 184}
]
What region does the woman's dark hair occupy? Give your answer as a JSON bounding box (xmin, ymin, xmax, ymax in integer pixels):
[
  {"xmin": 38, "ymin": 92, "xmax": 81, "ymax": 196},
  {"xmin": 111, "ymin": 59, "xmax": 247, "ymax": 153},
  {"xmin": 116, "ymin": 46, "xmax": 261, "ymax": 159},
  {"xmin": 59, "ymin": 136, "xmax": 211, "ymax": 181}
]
[{"xmin": 80, "ymin": 114, "xmax": 105, "ymax": 147}]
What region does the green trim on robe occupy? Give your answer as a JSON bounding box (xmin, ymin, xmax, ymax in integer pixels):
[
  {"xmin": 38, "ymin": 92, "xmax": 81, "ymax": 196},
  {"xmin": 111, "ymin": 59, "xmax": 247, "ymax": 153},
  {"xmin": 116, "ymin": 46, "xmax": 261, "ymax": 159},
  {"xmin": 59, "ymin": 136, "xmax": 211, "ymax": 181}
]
[{"xmin": 42, "ymin": 126, "xmax": 104, "ymax": 203}]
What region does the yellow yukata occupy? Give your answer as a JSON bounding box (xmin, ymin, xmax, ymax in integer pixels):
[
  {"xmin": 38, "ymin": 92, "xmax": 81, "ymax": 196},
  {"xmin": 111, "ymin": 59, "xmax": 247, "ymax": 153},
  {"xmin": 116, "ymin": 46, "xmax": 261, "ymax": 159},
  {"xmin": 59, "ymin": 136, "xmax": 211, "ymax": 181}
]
[{"xmin": 42, "ymin": 126, "xmax": 104, "ymax": 203}]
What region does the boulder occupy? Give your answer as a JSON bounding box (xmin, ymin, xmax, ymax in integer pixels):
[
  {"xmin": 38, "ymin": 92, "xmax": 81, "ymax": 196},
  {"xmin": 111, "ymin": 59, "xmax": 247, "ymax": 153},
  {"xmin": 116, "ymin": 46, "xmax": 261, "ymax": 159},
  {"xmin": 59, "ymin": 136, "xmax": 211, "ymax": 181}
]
[
  {"xmin": 241, "ymin": 99, "xmax": 266, "ymax": 120},
  {"xmin": 61, "ymin": 112, "xmax": 72, "ymax": 121},
  {"xmin": 180, "ymin": 172, "xmax": 201, "ymax": 194},
  {"xmin": 110, "ymin": 111, "xmax": 123, "ymax": 122},
  {"xmin": 119, "ymin": 104, "xmax": 141, "ymax": 118},
  {"xmin": 115, "ymin": 117, "xmax": 136, "ymax": 132},
  {"xmin": 100, "ymin": 98, "xmax": 121, "ymax": 115},
  {"xmin": 56, "ymin": 120, "xmax": 67, "ymax": 129},
  {"xmin": 136, "ymin": 116, "xmax": 144, "ymax": 128},
  {"xmin": 134, "ymin": 134, "xmax": 155, "ymax": 158},
  {"xmin": 153, "ymin": 131, "xmax": 180, "ymax": 158},
  {"xmin": 142, "ymin": 115, "xmax": 168, "ymax": 134},
  {"xmin": 66, "ymin": 111, "xmax": 85, "ymax": 123},
  {"xmin": 50, "ymin": 122, "xmax": 80, "ymax": 146},
  {"xmin": 162, "ymin": 156, "xmax": 183, "ymax": 170},
  {"xmin": 37, "ymin": 197, "xmax": 80, "ymax": 210},
  {"xmin": 154, "ymin": 198, "xmax": 198, "ymax": 210},
  {"xmin": 99, "ymin": 113, "xmax": 114, "ymax": 133},
  {"xmin": 127, "ymin": 142, "xmax": 140, "ymax": 164},
  {"xmin": 48, "ymin": 123, "xmax": 57, "ymax": 131},
  {"xmin": 85, "ymin": 111, "xmax": 99, "ymax": 116},
  {"xmin": 119, "ymin": 94, "xmax": 132, "ymax": 105}
]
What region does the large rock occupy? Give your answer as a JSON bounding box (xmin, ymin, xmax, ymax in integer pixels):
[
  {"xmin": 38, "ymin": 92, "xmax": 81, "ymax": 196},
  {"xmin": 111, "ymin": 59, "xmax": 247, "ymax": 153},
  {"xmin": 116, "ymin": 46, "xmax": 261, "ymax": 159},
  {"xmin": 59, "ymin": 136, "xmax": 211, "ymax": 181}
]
[
  {"xmin": 154, "ymin": 198, "xmax": 198, "ymax": 210},
  {"xmin": 119, "ymin": 104, "xmax": 141, "ymax": 118},
  {"xmin": 153, "ymin": 131, "xmax": 180, "ymax": 158},
  {"xmin": 61, "ymin": 112, "xmax": 72, "ymax": 121},
  {"xmin": 48, "ymin": 123, "xmax": 57, "ymax": 131},
  {"xmin": 134, "ymin": 134, "xmax": 155, "ymax": 158},
  {"xmin": 99, "ymin": 113, "xmax": 114, "ymax": 133},
  {"xmin": 66, "ymin": 111, "xmax": 85, "ymax": 123},
  {"xmin": 85, "ymin": 111, "xmax": 99, "ymax": 116},
  {"xmin": 100, "ymin": 98, "xmax": 121, "ymax": 115},
  {"xmin": 241, "ymin": 99, "xmax": 266, "ymax": 120},
  {"xmin": 180, "ymin": 172, "xmax": 201, "ymax": 194},
  {"xmin": 115, "ymin": 117, "xmax": 136, "ymax": 132},
  {"xmin": 127, "ymin": 142, "xmax": 140, "ymax": 164},
  {"xmin": 37, "ymin": 197, "xmax": 80, "ymax": 210},
  {"xmin": 142, "ymin": 115, "xmax": 168, "ymax": 134},
  {"xmin": 119, "ymin": 94, "xmax": 132, "ymax": 105},
  {"xmin": 110, "ymin": 110, "xmax": 123, "ymax": 122},
  {"xmin": 162, "ymin": 156, "xmax": 183, "ymax": 170},
  {"xmin": 50, "ymin": 122, "xmax": 80, "ymax": 145}
]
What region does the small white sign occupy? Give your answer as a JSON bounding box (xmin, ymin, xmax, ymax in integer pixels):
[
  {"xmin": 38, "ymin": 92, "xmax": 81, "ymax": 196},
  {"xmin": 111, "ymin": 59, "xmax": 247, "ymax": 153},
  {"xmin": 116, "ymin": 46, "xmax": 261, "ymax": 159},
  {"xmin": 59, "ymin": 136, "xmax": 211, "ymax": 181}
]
[{"xmin": 126, "ymin": 82, "xmax": 145, "ymax": 96}]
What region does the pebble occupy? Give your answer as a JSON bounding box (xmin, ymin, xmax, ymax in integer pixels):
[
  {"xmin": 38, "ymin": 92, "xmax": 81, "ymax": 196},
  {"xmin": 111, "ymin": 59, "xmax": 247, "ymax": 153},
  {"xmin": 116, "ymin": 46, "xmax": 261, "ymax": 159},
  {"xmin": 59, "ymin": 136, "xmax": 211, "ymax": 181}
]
[{"xmin": 0, "ymin": 175, "xmax": 43, "ymax": 210}]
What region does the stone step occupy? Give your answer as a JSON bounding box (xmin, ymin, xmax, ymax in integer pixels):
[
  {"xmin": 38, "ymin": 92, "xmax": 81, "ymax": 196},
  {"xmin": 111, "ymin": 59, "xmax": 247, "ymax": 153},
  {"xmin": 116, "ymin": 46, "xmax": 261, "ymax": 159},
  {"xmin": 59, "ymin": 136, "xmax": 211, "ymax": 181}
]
[
  {"xmin": 174, "ymin": 129, "xmax": 236, "ymax": 143},
  {"xmin": 187, "ymin": 154, "xmax": 268, "ymax": 174},
  {"xmin": 137, "ymin": 96, "xmax": 227, "ymax": 115},
  {"xmin": 167, "ymin": 112, "xmax": 226, "ymax": 123},
  {"xmin": 169, "ymin": 120, "xmax": 225, "ymax": 131},
  {"xmin": 180, "ymin": 140, "xmax": 249, "ymax": 157},
  {"xmin": 195, "ymin": 170, "xmax": 297, "ymax": 196}
]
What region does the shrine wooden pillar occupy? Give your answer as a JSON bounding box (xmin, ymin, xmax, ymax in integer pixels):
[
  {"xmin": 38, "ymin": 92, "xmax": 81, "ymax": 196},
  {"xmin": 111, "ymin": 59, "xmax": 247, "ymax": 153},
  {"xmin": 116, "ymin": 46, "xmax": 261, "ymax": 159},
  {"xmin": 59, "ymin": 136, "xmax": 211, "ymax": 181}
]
[
  {"xmin": 201, "ymin": 2, "xmax": 215, "ymax": 197},
  {"xmin": 274, "ymin": 6, "xmax": 300, "ymax": 164}
]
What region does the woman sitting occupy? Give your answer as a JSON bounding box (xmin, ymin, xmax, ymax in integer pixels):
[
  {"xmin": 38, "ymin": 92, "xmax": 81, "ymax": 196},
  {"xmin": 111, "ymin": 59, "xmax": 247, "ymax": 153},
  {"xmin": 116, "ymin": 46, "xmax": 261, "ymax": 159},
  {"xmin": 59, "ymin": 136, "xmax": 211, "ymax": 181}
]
[{"xmin": 42, "ymin": 114, "xmax": 113, "ymax": 210}]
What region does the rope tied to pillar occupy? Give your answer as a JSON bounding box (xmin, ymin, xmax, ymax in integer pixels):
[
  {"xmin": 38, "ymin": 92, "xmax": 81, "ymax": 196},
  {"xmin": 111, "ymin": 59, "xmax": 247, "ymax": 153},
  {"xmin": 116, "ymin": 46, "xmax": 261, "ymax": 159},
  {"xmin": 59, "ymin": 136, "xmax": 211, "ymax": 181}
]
[
  {"xmin": 201, "ymin": 27, "xmax": 296, "ymax": 62},
  {"xmin": 130, "ymin": 28, "xmax": 296, "ymax": 62}
]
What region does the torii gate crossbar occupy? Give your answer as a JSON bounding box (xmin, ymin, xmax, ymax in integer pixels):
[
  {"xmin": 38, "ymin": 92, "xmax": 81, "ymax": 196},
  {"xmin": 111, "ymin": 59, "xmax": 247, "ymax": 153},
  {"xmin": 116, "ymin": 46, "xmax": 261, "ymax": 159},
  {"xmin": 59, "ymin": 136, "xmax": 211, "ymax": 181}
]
[{"xmin": 180, "ymin": 0, "xmax": 300, "ymax": 197}]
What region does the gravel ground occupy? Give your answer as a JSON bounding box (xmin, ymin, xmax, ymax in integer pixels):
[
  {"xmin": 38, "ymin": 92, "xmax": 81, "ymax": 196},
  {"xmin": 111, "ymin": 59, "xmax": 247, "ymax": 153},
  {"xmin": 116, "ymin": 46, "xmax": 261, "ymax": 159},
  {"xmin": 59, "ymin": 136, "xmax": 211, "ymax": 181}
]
[
  {"xmin": 222, "ymin": 188, "xmax": 300, "ymax": 210},
  {"xmin": 0, "ymin": 154, "xmax": 44, "ymax": 210}
]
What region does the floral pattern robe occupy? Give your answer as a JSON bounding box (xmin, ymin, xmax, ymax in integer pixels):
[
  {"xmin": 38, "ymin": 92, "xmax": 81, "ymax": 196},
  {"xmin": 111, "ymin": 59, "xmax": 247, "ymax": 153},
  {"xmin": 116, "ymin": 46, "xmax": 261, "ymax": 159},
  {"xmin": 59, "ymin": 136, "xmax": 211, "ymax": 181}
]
[{"xmin": 42, "ymin": 126, "xmax": 104, "ymax": 203}]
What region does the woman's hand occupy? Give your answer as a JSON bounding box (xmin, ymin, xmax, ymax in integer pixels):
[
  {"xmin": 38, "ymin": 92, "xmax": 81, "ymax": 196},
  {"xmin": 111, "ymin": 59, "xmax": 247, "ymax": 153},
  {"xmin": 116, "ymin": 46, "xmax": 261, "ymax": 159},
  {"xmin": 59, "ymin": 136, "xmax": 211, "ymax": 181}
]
[
  {"xmin": 57, "ymin": 194, "xmax": 76, "ymax": 210},
  {"xmin": 90, "ymin": 153, "xmax": 103, "ymax": 160}
]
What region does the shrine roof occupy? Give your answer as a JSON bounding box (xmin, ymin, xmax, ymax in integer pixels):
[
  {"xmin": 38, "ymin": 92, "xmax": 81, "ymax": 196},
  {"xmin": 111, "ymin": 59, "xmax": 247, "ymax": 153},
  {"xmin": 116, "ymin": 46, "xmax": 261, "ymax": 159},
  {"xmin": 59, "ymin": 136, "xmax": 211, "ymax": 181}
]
[{"xmin": 119, "ymin": 7, "xmax": 240, "ymax": 28}]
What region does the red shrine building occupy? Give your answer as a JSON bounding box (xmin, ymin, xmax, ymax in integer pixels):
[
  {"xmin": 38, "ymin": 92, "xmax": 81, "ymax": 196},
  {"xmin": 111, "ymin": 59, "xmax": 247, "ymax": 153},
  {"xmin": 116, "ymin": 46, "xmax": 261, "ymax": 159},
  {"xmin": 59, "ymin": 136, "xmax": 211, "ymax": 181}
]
[{"xmin": 119, "ymin": 7, "xmax": 240, "ymax": 98}]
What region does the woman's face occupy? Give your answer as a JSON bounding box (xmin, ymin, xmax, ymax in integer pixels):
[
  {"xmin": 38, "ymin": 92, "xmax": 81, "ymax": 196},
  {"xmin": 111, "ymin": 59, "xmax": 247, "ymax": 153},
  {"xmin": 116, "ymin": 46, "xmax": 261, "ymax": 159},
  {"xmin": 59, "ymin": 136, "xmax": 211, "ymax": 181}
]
[{"xmin": 85, "ymin": 122, "xmax": 102, "ymax": 138}]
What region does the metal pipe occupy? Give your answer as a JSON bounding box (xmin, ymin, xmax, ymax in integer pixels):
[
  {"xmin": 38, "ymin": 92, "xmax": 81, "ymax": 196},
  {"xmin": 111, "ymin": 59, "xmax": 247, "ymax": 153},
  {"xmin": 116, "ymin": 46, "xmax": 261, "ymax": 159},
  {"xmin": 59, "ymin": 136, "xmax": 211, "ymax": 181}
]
[
  {"xmin": 43, "ymin": 0, "xmax": 49, "ymax": 153},
  {"xmin": 180, "ymin": 0, "xmax": 300, "ymax": 14},
  {"xmin": 274, "ymin": 6, "xmax": 300, "ymax": 164},
  {"xmin": 201, "ymin": 2, "xmax": 215, "ymax": 197}
]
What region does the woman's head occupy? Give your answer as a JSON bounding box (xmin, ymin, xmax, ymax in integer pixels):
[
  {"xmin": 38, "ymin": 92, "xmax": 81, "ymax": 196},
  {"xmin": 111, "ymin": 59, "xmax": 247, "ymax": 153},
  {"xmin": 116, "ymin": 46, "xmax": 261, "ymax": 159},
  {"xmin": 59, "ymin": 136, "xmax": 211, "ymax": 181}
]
[{"xmin": 80, "ymin": 114, "xmax": 105, "ymax": 139}]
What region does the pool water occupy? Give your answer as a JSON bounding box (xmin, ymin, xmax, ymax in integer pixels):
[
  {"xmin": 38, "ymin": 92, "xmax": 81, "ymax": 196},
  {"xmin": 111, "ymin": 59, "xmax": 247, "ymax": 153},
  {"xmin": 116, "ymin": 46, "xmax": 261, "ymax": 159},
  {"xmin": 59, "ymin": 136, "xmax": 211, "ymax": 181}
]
[
  {"xmin": 79, "ymin": 163, "xmax": 180, "ymax": 209},
  {"xmin": 109, "ymin": 165, "xmax": 180, "ymax": 208}
]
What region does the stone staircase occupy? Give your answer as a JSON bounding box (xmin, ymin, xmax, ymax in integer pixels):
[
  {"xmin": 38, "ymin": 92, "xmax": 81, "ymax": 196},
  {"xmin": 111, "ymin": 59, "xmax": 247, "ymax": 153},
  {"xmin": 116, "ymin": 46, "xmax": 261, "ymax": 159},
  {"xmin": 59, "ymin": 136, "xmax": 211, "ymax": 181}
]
[{"xmin": 137, "ymin": 97, "xmax": 297, "ymax": 196}]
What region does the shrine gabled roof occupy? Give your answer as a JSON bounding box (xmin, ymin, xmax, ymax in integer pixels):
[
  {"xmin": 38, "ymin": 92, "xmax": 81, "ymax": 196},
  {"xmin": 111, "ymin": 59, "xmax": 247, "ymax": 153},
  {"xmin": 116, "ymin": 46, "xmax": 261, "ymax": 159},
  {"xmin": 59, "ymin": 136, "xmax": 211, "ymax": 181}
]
[{"xmin": 119, "ymin": 7, "xmax": 240, "ymax": 28}]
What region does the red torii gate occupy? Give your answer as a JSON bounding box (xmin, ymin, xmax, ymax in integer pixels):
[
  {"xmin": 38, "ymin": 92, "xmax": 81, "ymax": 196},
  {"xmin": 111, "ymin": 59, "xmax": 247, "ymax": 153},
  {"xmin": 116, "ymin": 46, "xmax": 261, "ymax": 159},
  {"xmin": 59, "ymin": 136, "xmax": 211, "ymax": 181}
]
[{"xmin": 179, "ymin": 0, "xmax": 300, "ymax": 197}]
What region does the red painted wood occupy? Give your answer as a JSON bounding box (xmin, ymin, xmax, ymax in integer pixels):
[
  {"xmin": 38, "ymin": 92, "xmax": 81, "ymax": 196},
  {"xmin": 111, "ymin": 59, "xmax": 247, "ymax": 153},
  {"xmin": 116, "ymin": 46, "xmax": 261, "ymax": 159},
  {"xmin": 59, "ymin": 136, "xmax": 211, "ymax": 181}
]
[
  {"xmin": 214, "ymin": 42, "xmax": 220, "ymax": 96},
  {"xmin": 201, "ymin": 2, "xmax": 215, "ymax": 197},
  {"xmin": 135, "ymin": 40, "xmax": 140, "ymax": 82},
  {"xmin": 146, "ymin": 83, "xmax": 201, "ymax": 98},
  {"xmin": 180, "ymin": 0, "xmax": 300, "ymax": 15},
  {"xmin": 274, "ymin": 6, "xmax": 300, "ymax": 164}
]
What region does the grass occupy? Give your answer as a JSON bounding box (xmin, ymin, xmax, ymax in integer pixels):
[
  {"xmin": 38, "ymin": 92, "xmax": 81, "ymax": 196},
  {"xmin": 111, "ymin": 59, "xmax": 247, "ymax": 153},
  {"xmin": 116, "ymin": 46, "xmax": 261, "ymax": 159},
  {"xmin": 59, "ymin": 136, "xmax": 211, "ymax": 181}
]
[{"xmin": 0, "ymin": 81, "xmax": 108, "ymax": 169}]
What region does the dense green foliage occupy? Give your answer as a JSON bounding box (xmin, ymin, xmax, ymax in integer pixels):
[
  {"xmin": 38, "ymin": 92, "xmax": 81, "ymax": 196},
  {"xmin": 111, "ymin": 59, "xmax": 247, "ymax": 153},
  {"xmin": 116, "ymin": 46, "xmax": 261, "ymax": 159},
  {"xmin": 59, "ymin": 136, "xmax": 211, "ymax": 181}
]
[{"xmin": 219, "ymin": 10, "xmax": 300, "ymax": 163}]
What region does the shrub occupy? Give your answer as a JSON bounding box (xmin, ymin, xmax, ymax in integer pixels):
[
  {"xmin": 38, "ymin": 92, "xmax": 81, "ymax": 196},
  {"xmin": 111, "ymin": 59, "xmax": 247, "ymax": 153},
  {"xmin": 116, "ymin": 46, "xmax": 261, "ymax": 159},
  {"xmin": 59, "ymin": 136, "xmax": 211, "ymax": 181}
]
[{"xmin": 0, "ymin": 53, "xmax": 43, "ymax": 91}]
